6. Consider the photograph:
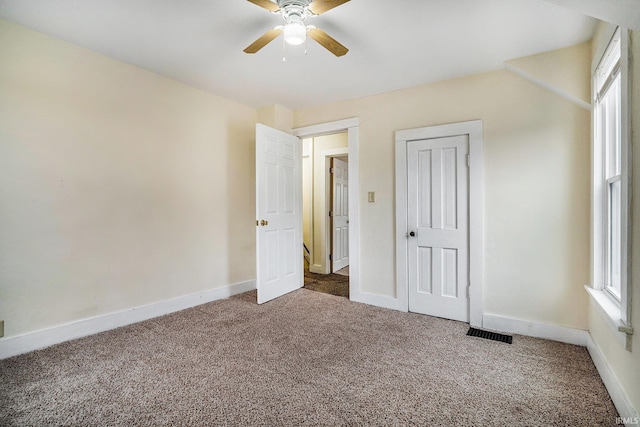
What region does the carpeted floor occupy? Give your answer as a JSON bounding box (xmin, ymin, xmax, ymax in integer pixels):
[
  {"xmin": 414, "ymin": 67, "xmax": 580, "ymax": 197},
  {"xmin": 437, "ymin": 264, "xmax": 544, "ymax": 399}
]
[
  {"xmin": 0, "ymin": 289, "xmax": 618, "ymax": 426},
  {"xmin": 304, "ymin": 270, "xmax": 349, "ymax": 298}
]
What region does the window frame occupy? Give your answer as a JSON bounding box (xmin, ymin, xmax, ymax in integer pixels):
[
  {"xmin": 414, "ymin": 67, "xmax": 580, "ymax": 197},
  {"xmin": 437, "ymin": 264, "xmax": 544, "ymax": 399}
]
[
  {"xmin": 588, "ymin": 26, "xmax": 633, "ymax": 351},
  {"xmin": 600, "ymin": 65, "xmax": 622, "ymax": 302}
]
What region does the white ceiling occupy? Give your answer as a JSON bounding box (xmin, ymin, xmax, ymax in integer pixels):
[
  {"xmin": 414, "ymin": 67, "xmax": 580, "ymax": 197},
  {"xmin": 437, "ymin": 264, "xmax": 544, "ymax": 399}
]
[{"xmin": 0, "ymin": 0, "xmax": 598, "ymax": 109}]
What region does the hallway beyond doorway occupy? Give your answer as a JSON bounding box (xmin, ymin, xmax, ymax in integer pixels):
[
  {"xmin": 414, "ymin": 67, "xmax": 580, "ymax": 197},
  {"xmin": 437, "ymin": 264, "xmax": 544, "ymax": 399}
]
[{"xmin": 304, "ymin": 269, "xmax": 348, "ymax": 298}]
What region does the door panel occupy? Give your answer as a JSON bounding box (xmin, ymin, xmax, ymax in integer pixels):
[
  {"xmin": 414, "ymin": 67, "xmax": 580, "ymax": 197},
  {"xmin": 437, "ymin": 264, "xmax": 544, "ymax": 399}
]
[
  {"xmin": 418, "ymin": 247, "xmax": 432, "ymax": 294},
  {"xmin": 256, "ymin": 124, "xmax": 302, "ymax": 304},
  {"xmin": 332, "ymin": 157, "xmax": 349, "ymax": 272},
  {"xmin": 407, "ymin": 135, "xmax": 469, "ymax": 321},
  {"xmin": 442, "ymin": 248, "xmax": 458, "ymax": 297}
]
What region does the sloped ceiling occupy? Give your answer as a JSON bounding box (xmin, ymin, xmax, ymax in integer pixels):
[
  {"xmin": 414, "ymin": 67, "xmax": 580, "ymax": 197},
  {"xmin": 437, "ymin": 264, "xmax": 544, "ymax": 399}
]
[
  {"xmin": 541, "ymin": 0, "xmax": 640, "ymax": 30},
  {"xmin": 0, "ymin": 0, "xmax": 600, "ymax": 109}
]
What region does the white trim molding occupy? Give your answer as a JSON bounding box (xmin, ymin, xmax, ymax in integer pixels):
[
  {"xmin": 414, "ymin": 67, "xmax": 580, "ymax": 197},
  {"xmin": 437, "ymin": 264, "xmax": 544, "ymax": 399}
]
[
  {"xmin": 0, "ymin": 280, "xmax": 256, "ymax": 360},
  {"xmin": 587, "ymin": 334, "xmax": 639, "ymax": 421},
  {"xmin": 351, "ymin": 291, "xmax": 398, "ymax": 311},
  {"xmin": 482, "ymin": 314, "xmax": 588, "ymax": 346},
  {"xmin": 585, "ymin": 285, "xmax": 633, "ymax": 350},
  {"xmin": 395, "ymin": 120, "xmax": 484, "ymax": 327},
  {"xmin": 292, "ymin": 118, "xmax": 359, "ymax": 139},
  {"xmin": 293, "ymin": 118, "xmax": 362, "ymax": 305}
]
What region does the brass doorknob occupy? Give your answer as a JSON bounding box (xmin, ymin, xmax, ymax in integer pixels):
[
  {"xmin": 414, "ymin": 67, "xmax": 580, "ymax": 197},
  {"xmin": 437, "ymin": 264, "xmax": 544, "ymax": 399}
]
[{"xmin": 260, "ymin": 219, "xmax": 269, "ymax": 226}]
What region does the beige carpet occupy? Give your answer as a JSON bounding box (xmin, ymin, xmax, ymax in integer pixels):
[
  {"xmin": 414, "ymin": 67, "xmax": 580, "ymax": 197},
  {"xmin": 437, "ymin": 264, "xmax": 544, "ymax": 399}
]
[{"xmin": 0, "ymin": 289, "xmax": 618, "ymax": 426}]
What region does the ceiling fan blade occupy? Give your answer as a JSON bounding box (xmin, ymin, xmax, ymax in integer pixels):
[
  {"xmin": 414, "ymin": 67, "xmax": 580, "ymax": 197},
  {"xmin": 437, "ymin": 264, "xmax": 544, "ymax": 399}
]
[
  {"xmin": 308, "ymin": 0, "xmax": 350, "ymax": 15},
  {"xmin": 244, "ymin": 28, "xmax": 283, "ymax": 53},
  {"xmin": 246, "ymin": 0, "xmax": 280, "ymax": 12},
  {"xmin": 308, "ymin": 28, "xmax": 348, "ymax": 57}
]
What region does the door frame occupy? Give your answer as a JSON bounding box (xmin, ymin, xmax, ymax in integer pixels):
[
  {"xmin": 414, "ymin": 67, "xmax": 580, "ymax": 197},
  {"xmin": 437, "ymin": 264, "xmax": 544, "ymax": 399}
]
[
  {"xmin": 324, "ymin": 148, "xmax": 348, "ymax": 273},
  {"xmin": 306, "ymin": 146, "xmax": 348, "ymax": 275},
  {"xmin": 395, "ymin": 120, "xmax": 484, "ymax": 327},
  {"xmin": 305, "ymin": 146, "xmax": 349, "ymax": 275},
  {"xmin": 293, "ymin": 118, "xmax": 360, "ymax": 301},
  {"xmin": 329, "ymin": 154, "xmax": 349, "ymax": 273}
]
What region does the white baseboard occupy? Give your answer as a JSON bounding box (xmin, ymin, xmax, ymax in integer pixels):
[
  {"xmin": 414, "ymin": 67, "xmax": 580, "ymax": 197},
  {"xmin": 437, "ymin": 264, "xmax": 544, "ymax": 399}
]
[
  {"xmin": 351, "ymin": 291, "xmax": 398, "ymax": 311},
  {"xmin": 587, "ymin": 334, "xmax": 639, "ymax": 421},
  {"xmin": 0, "ymin": 280, "xmax": 256, "ymax": 360},
  {"xmin": 482, "ymin": 313, "xmax": 588, "ymax": 346}
]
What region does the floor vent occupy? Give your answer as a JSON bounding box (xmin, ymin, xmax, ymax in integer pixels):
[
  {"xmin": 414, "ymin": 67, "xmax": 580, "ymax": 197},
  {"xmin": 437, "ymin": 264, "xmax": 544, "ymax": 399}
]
[{"xmin": 466, "ymin": 327, "xmax": 513, "ymax": 344}]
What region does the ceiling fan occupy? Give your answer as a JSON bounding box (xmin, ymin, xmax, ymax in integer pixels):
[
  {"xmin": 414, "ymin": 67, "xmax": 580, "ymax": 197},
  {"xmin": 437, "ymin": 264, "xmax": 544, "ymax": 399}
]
[{"xmin": 243, "ymin": 0, "xmax": 350, "ymax": 57}]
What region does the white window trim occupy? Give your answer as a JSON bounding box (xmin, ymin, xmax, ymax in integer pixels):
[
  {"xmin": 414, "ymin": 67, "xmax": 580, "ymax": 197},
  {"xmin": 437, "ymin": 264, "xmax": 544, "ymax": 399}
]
[{"xmin": 587, "ymin": 27, "xmax": 633, "ymax": 351}]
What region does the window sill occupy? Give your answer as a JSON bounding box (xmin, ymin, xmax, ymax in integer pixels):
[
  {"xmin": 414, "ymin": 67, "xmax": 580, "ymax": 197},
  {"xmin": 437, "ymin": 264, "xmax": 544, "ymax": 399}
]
[{"xmin": 585, "ymin": 285, "xmax": 633, "ymax": 351}]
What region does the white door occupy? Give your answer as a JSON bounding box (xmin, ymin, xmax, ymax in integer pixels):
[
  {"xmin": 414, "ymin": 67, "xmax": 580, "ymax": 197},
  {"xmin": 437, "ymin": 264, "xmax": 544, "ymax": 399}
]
[
  {"xmin": 331, "ymin": 157, "xmax": 349, "ymax": 272},
  {"xmin": 407, "ymin": 135, "xmax": 469, "ymax": 321},
  {"xmin": 256, "ymin": 124, "xmax": 303, "ymax": 304}
]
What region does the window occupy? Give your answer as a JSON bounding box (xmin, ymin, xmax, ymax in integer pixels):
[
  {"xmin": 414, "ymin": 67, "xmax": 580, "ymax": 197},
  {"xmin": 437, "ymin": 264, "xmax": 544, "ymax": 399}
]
[
  {"xmin": 589, "ymin": 27, "xmax": 632, "ymax": 349},
  {"xmin": 595, "ymin": 29, "xmax": 622, "ymax": 301}
]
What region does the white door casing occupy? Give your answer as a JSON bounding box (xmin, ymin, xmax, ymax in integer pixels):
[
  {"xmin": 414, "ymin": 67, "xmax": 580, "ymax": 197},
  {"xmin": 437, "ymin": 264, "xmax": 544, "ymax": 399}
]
[
  {"xmin": 256, "ymin": 124, "xmax": 303, "ymax": 304},
  {"xmin": 292, "ymin": 118, "xmax": 362, "ymax": 304},
  {"xmin": 396, "ymin": 120, "xmax": 484, "ymax": 327},
  {"xmin": 331, "ymin": 157, "xmax": 349, "ymax": 272},
  {"xmin": 407, "ymin": 135, "xmax": 469, "ymax": 321}
]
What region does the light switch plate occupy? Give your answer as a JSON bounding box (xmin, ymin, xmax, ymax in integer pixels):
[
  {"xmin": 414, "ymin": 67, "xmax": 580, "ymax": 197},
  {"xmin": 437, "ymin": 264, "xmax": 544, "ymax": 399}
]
[
  {"xmin": 0, "ymin": 320, "xmax": 4, "ymax": 338},
  {"xmin": 368, "ymin": 192, "xmax": 375, "ymax": 203}
]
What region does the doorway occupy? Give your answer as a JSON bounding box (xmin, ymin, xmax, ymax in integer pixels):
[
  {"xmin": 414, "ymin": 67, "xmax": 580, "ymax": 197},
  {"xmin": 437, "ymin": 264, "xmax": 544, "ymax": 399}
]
[
  {"xmin": 395, "ymin": 120, "xmax": 484, "ymax": 327},
  {"xmin": 330, "ymin": 156, "xmax": 349, "ymax": 275},
  {"xmin": 300, "ymin": 133, "xmax": 349, "ymax": 297},
  {"xmin": 405, "ymin": 134, "xmax": 470, "ymax": 321},
  {"xmin": 293, "ymin": 118, "xmax": 360, "ymax": 301}
]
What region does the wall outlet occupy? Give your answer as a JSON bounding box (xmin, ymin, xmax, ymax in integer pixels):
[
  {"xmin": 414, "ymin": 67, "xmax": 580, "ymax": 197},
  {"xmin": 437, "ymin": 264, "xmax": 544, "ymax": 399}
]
[{"xmin": 0, "ymin": 320, "xmax": 3, "ymax": 338}]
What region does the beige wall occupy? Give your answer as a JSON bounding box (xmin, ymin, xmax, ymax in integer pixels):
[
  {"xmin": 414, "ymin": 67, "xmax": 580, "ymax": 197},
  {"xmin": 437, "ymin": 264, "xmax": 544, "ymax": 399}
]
[
  {"xmin": 257, "ymin": 104, "xmax": 293, "ymax": 133},
  {"xmin": 588, "ymin": 25, "xmax": 640, "ymax": 415},
  {"xmin": 0, "ymin": 19, "xmax": 257, "ymax": 337},
  {"xmin": 505, "ymin": 42, "xmax": 592, "ymax": 105},
  {"xmin": 295, "ymin": 55, "xmax": 591, "ymax": 329},
  {"xmin": 302, "ymin": 138, "xmax": 312, "ymax": 262}
]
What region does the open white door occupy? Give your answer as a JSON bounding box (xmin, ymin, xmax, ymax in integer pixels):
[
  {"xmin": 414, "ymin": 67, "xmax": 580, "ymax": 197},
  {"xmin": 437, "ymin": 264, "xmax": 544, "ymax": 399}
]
[
  {"xmin": 256, "ymin": 124, "xmax": 303, "ymax": 304},
  {"xmin": 331, "ymin": 157, "xmax": 349, "ymax": 272}
]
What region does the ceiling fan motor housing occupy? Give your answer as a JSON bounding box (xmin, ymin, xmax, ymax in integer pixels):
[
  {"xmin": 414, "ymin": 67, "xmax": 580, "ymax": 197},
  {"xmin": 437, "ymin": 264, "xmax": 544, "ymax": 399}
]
[{"xmin": 278, "ymin": 0, "xmax": 313, "ymax": 21}]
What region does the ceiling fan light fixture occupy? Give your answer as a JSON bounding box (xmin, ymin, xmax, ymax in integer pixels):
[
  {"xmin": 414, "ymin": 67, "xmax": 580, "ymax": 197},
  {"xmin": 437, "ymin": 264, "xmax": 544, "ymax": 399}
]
[
  {"xmin": 283, "ymin": 16, "xmax": 307, "ymax": 45},
  {"xmin": 245, "ymin": 0, "xmax": 350, "ymax": 56}
]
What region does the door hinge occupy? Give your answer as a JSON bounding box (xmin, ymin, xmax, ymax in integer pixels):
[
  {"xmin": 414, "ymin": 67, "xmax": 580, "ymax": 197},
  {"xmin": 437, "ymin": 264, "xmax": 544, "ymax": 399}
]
[
  {"xmin": 329, "ymin": 167, "xmax": 335, "ymax": 174},
  {"xmin": 467, "ymin": 286, "xmax": 471, "ymax": 298},
  {"xmin": 329, "ymin": 210, "xmax": 333, "ymax": 217},
  {"xmin": 329, "ymin": 254, "xmax": 332, "ymax": 261},
  {"xmin": 466, "ymin": 154, "xmax": 471, "ymax": 168}
]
